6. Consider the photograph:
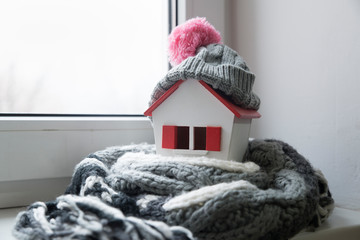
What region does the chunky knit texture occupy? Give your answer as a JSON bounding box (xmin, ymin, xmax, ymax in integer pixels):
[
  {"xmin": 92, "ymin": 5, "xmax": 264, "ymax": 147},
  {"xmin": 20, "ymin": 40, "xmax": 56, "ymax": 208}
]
[
  {"xmin": 150, "ymin": 43, "xmax": 261, "ymax": 110},
  {"xmin": 13, "ymin": 140, "xmax": 334, "ymax": 240}
]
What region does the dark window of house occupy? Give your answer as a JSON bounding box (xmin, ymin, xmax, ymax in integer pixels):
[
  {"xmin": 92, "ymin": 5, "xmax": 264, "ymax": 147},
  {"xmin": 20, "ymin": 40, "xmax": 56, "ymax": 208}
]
[
  {"xmin": 194, "ymin": 127, "xmax": 206, "ymax": 150},
  {"xmin": 177, "ymin": 126, "xmax": 189, "ymax": 149}
]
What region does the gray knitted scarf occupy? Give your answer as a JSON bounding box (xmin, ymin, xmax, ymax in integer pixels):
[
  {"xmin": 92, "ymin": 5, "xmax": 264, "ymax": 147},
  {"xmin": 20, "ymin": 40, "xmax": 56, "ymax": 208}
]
[{"xmin": 13, "ymin": 139, "xmax": 334, "ymax": 240}]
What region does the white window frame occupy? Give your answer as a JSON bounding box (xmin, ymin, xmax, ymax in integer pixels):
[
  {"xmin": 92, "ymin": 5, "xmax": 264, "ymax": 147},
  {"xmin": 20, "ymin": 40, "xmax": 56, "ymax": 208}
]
[
  {"xmin": 0, "ymin": 0, "xmax": 227, "ymax": 208},
  {"xmin": 0, "ymin": 115, "xmax": 154, "ymax": 208}
]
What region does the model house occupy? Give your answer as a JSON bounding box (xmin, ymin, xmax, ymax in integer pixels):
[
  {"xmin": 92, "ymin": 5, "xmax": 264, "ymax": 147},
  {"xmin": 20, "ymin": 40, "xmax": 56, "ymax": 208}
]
[{"xmin": 144, "ymin": 79, "xmax": 261, "ymax": 161}]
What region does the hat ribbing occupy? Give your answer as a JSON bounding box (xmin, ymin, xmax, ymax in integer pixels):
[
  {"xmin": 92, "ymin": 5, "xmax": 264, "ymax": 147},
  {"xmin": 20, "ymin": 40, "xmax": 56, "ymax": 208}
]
[{"xmin": 150, "ymin": 43, "xmax": 261, "ymax": 110}]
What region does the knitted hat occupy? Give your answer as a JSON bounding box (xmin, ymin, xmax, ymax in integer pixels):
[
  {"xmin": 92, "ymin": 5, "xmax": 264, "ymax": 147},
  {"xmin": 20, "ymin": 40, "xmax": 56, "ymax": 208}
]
[{"xmin": 149, "ymin": 17, "xmax": 261, "ymax": 110}]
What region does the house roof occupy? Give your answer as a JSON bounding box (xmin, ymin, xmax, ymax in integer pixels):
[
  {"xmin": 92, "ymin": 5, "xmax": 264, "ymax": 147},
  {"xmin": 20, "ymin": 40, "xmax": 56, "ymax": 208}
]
[{"xmin": 144, "ymin": 80, "xmax": 261, "ymax": 119}]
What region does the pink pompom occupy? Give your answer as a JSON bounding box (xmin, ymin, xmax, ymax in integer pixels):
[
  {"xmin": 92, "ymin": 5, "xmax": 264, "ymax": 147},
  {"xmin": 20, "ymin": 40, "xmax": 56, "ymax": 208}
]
[{"xmin": 168, "ymin": 17, "xmax": 222, "ymax": 66}]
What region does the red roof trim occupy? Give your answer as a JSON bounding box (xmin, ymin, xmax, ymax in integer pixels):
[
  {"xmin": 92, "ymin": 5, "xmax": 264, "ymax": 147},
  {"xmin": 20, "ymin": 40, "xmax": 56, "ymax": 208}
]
[
  {"xmin": 144, "ymin": 80, "xmax": 184, "ymax": 116},
  {"xmin": 198, "ymin": 81, "xmax": 260, "ymax": 119},
  {"xmin": 144, "ymin": 79, "xmax": 260, "ymax": 119}
]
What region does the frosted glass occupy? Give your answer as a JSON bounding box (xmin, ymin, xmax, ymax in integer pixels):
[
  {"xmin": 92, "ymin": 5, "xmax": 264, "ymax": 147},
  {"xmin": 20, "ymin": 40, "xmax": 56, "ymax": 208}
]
[{"xmin": 0, "ymin": 0, "xmax": 168, "ymax": 114}]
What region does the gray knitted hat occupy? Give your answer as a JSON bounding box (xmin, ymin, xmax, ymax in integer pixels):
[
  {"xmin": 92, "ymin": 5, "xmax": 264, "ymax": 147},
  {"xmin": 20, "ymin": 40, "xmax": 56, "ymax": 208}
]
[{"xmin": 149, "ymin": 17, "xmax": 260, "ymax": 110}]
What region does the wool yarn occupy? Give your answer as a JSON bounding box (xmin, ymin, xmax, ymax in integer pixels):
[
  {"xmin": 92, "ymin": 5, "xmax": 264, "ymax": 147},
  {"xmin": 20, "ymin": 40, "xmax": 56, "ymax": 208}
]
[
  {"xmin": 13, "ymin": 140, "xmax": 334, "ymax": 240},
  {"xmin": 168, "ymin": 17, "xmax": 222, "ymax": 66},
  {"xmin": 150, "ymin": 17, "xmax": 260, "ymax": 110}
]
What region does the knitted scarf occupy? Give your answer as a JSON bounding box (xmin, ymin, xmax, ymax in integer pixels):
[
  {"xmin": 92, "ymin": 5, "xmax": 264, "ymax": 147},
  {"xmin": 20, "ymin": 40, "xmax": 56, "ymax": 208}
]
[{"xmin": 13, "ymin": 139, "xmax": 334, "ymax": 240}]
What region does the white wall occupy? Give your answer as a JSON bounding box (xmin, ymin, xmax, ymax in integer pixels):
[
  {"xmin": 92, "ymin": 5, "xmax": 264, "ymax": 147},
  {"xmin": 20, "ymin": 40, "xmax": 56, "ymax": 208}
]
[
  {"xmin": 178, "ymin": 0, "xmax": 227, "ymax": 41},
  {"xmin": 227, "ymin": 0, "xmax": 360, "ymax": 210}
]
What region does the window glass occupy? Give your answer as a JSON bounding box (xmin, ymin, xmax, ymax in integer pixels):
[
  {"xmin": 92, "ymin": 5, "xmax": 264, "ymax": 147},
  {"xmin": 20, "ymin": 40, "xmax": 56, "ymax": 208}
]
[
  {"xmin": 0, "ymin": 0, "xmax": 168, "ymax": 114},
  {"xmin": 194, "ymin": 127, "xmax": 206, "ymax": 150},
  {"xmin": 176, "ymin": 126, "xmax": 189, "ymax": 149}
]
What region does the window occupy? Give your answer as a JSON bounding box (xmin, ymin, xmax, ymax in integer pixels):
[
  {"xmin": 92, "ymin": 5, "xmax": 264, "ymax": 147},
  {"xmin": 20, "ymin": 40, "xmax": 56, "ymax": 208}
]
[
  {"xmin": 162, "ymin": 125, "xmax": 189, "ymax": 149},
  {"xmin": 0, "ymin": 0, "xmax": 227, "ymax": 208},
  {"xmin": 177, "ymin": 126, "xmax": 190, "ymax": 149},
  {"xmin": 0, "ymin": 0, "xmax": 170, "ymax": 208},
  {"xmin": 194, "ymin": 127, "xmax": 206, "ymax": 150},
  {"xmin": 0, "ymin": 0, "xmax": 168, "ymax": 114},
  {"xmin": 162, "ymin": 125, "xmax": 221, "ymax": 151}
]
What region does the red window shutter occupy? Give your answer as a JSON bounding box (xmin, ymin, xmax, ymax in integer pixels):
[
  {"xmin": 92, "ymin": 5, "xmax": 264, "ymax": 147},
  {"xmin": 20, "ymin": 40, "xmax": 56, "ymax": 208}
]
[
  {"xmin": 162, "ymin": 125, "xmax": 177, "ymax": 149},
  {"xmin": 206, "ymin": 126, "xmax": 221, "ymax": 151}
]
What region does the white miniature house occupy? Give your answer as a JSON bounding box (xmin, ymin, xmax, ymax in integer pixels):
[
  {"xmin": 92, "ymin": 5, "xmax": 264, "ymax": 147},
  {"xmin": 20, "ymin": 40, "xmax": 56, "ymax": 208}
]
[{"xmin": 145, "ymin": 79, "xmax": 260, "ymax": 161}]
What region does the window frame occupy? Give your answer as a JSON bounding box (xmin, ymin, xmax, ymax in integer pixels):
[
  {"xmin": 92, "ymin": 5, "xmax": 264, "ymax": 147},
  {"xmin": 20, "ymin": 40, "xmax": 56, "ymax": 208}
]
[
  {"xmin": 0, "ymin": 0, "xmax": 228, "ymax": 208},
  {"xmin": 0, "ymin": 115, "xmax": 154, "ymax": 208}
]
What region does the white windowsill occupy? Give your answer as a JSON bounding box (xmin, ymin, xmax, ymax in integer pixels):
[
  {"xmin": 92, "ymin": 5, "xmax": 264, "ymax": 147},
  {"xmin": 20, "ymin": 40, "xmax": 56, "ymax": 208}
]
[
  {"xmin": 0, "ymin": 207, "xmax": 26, "ymax": 240},
  {"xmin": 173, "ymin": 149, "xmax": 208, "ymax": 156},
  {"xmin": 0, "ymin": 115, "xmax": 151, "ymax": 131}
]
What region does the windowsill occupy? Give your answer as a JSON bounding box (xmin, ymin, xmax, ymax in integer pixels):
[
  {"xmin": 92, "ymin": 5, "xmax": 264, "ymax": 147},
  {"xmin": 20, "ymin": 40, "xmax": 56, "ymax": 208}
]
[
  {"xmin": 0, "ymin": 207, "xmax": 26, "ymax": 240},
  {"xmin": 0, "ymin": 115, "xmax": 149, "ymax": 131},
  {"xmin": 1, "ymin": 207, "xmax": 359, "ymax": 240},
  {"xmin": 290, "ymin": 207, "xmax": 360, "ymax": 240},
  {"xmin": 173, "ymin": 149, "xmax": 208, "ymax": 156}
]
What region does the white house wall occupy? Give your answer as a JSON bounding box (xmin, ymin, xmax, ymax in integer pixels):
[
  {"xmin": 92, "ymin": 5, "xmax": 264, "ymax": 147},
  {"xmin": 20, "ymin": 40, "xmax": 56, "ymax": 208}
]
[
  {"xmin": 228, "ymin": 118, "xmax": 252, "ymax": 161},
  {"xmin": 152, "ymin": 79, "xmax": 234, "ymax": 160}
]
